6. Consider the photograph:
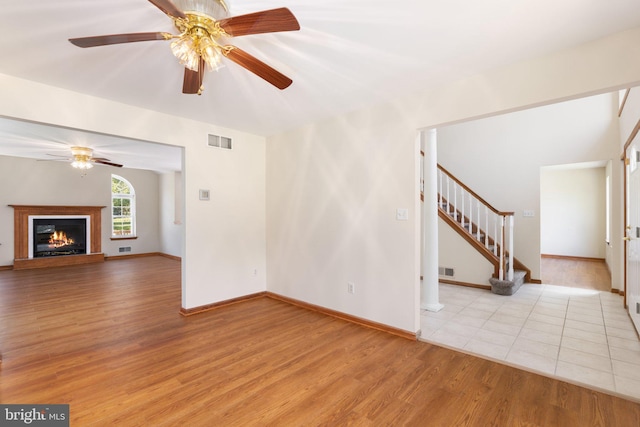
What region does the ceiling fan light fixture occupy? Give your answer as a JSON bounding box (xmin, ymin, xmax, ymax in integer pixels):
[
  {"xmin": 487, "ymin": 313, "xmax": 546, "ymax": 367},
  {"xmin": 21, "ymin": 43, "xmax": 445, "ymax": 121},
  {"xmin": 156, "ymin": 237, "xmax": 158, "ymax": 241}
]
[
  {"xmin": 200, "ymin": 37, "xmax": 223, "ymax": 71},
  {"xmin": 170, "ymin": 35, "xmax": 200, "ymax": 71},
  {"xmin": 170, "ymin": 12, "xmax": 226, "ymax": 73},
  {"xmin": 70, "ymin": 146, "xmax": 94, "ymax": 169},
  {"xmin": 71, "ymin": 158, "xmax": 93, "ymax": 169}
]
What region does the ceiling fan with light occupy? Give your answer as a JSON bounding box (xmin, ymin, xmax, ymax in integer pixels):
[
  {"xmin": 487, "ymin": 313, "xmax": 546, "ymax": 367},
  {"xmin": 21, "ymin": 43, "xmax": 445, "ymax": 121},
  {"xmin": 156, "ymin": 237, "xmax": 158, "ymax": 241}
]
[
  {"xmin": 47, "ymin": 146, "xmax": 123, "ymax": 169},
  {"xmin": 69, "ymin": 0, "xmax": 300, "ymax": 95}
]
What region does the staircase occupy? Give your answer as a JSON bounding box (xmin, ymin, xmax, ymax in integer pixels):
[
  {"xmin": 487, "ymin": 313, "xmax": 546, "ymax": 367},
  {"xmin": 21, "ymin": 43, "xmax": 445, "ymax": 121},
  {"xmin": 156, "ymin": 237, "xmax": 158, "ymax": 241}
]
[{"xmin": 429, "ymin": 163, "xmax": 530, "ymax": 295}]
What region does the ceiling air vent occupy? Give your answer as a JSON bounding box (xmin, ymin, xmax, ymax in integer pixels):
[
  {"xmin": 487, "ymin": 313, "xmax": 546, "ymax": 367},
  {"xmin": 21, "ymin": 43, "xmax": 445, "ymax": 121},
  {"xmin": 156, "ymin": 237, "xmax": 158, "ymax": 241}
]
[{"xmin": 208, "ymin": 134, "xmax": 232, "ymax": 150}]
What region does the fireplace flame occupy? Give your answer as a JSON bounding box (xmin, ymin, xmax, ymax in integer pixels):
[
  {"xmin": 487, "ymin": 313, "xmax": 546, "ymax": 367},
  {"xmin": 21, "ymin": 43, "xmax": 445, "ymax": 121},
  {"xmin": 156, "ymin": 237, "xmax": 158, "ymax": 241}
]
[{"xmin": 49, "ymin": 231, "xmax": 74, "ymax": 248}]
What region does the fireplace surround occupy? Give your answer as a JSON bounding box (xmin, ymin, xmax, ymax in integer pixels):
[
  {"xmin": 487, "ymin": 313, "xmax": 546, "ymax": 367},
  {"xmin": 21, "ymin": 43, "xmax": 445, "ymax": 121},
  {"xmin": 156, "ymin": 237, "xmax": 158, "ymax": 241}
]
[{"xmin": 10, "ymin": 205, "xmax": 105, "ymax": 270}]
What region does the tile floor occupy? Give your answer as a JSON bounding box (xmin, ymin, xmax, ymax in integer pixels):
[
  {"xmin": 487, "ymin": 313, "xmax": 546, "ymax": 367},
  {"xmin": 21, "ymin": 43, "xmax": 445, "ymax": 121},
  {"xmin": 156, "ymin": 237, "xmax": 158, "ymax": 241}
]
[{"xmin": 420, "ymin": 283, "xmax": 640, "ymax": 402}]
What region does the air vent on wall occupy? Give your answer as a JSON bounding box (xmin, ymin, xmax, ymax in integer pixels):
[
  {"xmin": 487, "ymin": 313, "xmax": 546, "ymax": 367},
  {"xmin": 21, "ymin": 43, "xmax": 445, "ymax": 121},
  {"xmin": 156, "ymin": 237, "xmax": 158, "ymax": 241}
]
[
  {"xmin": 208, "ymin": 134, "xmax": 232, "ymax": 150},
  {"xmin": 438, "ymin": 267, "xmax": 455, "ymax": 277},
  {"xmin": 118, "ymin": 246, "xmax": 132, "ymax": 253}
]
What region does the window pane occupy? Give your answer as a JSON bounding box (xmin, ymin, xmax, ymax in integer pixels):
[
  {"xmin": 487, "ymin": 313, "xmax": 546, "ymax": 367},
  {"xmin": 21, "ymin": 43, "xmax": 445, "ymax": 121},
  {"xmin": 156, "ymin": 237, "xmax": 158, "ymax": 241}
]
[
  {"xmin": 113, "ymin": 218, "xmax": 132, "ymax": 234},
  {"xmin": 111, "ymin": 174, "xmax": 135, "ymax": 237},
  {"xmin": 112, "ymin": 178, "xmax": 131, "ymax": 194}
]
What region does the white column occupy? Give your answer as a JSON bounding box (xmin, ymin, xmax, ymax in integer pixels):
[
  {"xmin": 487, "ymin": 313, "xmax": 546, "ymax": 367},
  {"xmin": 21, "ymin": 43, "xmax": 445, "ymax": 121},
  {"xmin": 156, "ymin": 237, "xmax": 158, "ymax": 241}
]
[{"xmin": 422, "ymin": 128, "xmax": 444, "ymax": 312}]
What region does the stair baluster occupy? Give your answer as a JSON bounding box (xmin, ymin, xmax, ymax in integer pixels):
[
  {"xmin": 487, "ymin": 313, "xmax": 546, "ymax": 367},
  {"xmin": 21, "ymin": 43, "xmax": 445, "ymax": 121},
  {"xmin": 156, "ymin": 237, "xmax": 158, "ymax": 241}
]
[
  {"xmin": 485, "ymin": 206, "xmax": 489, "ymax": 250},
  {"xmin": 468, "ymin": 193, "xmax": 473, "ymax": 234}
]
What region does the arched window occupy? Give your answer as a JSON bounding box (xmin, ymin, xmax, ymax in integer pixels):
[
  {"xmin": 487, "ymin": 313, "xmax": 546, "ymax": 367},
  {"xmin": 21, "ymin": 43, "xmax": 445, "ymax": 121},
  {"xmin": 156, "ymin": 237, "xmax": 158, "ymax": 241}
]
[{"xmin": 111, "ymin": 175, "xmax": 136, "ymax": 238}]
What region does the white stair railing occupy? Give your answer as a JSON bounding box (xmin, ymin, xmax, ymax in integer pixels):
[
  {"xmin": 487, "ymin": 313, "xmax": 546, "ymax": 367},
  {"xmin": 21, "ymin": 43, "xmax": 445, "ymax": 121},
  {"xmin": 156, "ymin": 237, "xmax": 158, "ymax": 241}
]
[{"xmin": 436, "ymin": 165, "xmax": 514, "ymax": 281}]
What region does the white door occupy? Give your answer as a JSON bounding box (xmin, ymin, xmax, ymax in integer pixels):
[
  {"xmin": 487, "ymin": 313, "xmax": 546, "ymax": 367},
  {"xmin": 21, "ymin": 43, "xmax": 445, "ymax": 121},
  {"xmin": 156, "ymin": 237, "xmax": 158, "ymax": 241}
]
[{"xmin": 626, "ymin": 141, "xmax": 640, "ymax": 331}]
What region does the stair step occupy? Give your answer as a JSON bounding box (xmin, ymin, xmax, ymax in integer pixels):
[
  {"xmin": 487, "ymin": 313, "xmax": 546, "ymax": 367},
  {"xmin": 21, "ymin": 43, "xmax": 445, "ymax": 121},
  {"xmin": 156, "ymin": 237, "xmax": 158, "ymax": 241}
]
[{"xmin": 489, "ymin": 269, "xmax": 526, "ymax": 296}]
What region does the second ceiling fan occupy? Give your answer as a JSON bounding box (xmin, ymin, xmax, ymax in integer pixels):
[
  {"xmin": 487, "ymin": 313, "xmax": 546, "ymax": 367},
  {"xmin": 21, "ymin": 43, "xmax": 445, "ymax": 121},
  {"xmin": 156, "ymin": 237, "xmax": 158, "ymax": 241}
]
[{"xmin": 69, "ymin": 0, "xmax": 300, "ymax": 95}]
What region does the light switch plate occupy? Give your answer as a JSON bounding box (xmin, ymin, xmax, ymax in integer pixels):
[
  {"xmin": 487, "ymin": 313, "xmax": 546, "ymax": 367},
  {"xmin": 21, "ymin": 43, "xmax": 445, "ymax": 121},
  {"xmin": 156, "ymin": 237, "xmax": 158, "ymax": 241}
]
[
  {"xmin": 523, "ymin": 210, "xmax": 535, "ymax": 217},
  {"xmin": 396, "ymin": 208, "xmax": 409, "ymax": 221}
]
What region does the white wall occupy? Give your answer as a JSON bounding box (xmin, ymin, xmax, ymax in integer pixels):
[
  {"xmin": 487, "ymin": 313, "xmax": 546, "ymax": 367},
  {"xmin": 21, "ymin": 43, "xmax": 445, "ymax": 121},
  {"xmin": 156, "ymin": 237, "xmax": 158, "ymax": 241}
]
[
  {"xmin": 159, "ymin": 171, "xmax": 184, "ymax": 258},
  {"xmin": 0, "ymin": 155, "xmax": 161, "ymax": 265},
  {"xmin": 186, "ymin": 132, "xmax": 267, "ymax": 308},
  {"xmin": 620, "ymin": 88, "xmax": 640, "ymax": 144},
  {"xmin": 605, "ymin": 159, "xmax": 615, "ymax": 276},
  {"xmin": 436, "ymin": 93, "xmax": 620, "ymax": 281},
  {"xmin": 266, "ymin": 106, "xmax": 417, "ymax": 331},
  {"xmin": 438, "ymin": 217, "xmax": 495, "ymax": 286},
  {"xmin": 540, "ymin": 167, "xmax": 606, "ymax": 258}
]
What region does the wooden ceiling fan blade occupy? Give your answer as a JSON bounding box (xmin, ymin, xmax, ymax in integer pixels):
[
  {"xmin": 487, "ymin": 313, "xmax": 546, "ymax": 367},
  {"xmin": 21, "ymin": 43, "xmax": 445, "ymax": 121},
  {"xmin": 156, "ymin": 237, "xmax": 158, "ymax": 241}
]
[
  {"xmin": 219, "ymin": 8, "xmax": 300, "ymax": 37},
  {"xmin": 69, "ymin": 32, "xmax": 169, "ymax": 48},
  {"xmin": 147, "ymin": 0, "xmax": 185, "ymax": 18},
  {"xmin": 93, "ymin": 159, "xmax": 123, "ymax": 168},
  {"xmin": 223, "ymin": 46, "xmax": 292, "ymax": 90},
  {"xmin": 182, "ymin": 58, "xmax": 205, "ymax": 94}
]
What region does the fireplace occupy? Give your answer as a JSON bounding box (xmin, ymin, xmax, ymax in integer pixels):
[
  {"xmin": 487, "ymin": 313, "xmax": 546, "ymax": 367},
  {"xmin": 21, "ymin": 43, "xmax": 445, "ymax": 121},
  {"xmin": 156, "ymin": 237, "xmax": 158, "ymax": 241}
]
[
  {"xmin": 31, "ymin": 217, "xmax": 89, "ymax": 258},
  {"xmin": 10, "ymin": 205, "xmax": 105, "ymax": 270}
]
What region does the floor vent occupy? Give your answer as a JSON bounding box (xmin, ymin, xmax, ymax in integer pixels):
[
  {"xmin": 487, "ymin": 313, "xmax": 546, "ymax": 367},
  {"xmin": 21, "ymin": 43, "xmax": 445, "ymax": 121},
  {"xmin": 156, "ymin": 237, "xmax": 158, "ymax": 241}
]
[
  {"xmin": 438, "ymin": 267, "xmax": 455, "ymax": 277},
  {"xmin": 207, "ymin": 134, "xmax": 232, "ymax": 150},
  {"xmin": 119, "ymin": 247, "xmax": 132, "ymax": 253}
]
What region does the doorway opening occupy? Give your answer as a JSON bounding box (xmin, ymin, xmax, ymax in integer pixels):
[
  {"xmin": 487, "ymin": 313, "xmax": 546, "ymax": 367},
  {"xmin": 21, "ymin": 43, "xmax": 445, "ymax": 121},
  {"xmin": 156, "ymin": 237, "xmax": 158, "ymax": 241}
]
[{"xmin": 540, "ymin": 162, "xmax": 611, "ymax": 291}]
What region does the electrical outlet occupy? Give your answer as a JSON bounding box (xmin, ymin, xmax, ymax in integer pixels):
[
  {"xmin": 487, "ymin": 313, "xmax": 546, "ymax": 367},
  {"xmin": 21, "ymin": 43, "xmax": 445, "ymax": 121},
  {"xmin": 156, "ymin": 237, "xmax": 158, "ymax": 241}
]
[{"xmin": 347, "ymin": 282, "xmax": 355, "ymax": 294}]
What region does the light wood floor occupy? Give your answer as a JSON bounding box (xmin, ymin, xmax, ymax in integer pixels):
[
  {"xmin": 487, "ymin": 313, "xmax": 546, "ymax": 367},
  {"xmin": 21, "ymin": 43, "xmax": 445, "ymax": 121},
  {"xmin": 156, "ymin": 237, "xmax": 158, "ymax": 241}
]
[
  {"xmin": 1, "ymin": 257, "xmax": 639, "ymax": 425},
  {"xmin": 541, "ymin": 256, "xmax": 612, "ymax": 291}
]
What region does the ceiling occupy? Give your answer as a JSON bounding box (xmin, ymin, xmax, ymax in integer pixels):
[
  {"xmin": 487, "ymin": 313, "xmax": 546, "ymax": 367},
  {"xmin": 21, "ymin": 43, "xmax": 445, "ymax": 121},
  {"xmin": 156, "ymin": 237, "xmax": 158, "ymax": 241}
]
[
  {"xmin": 0, "ymin": 116, "xmax": 182, "ymax": 173},
  {"xmin": 1, "ymin": 0, "xmax": 640, "ymax": 172}
]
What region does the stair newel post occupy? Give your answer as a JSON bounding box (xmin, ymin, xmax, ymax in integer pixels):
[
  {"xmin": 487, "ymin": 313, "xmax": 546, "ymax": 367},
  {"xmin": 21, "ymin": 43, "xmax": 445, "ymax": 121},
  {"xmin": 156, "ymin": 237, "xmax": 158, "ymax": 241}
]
[
  {"xmin": 499, "ymin": 215, "xmax": 505, "ymax": 280},
  {"xmin": 508, "ymin": 214, "xmax": 514, "ymax": 281},
  {"xmin": 420, "ymin": 152, "xmax": 424, "ymax": 200},
  {"xmin": 493, "ymin": 216, "xmax": 498, "ymax": 256}
]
